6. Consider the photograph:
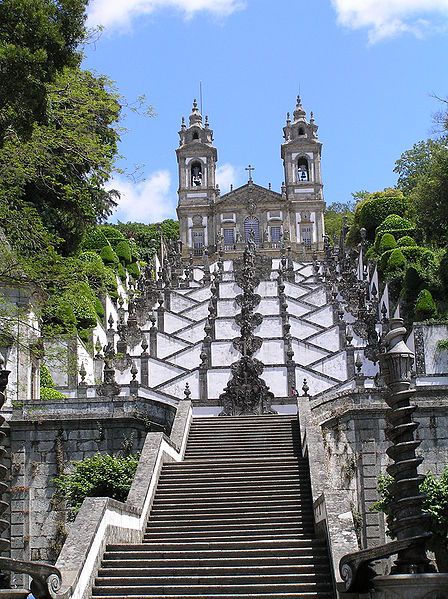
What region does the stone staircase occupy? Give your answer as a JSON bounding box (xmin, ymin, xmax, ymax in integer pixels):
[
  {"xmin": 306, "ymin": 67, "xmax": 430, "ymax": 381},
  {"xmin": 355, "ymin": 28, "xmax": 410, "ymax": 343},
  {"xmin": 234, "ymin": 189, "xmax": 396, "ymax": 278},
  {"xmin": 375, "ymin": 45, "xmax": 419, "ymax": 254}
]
[{"xmin": 91, "ymin": 415, "xmax": 334, "ymax": 598}]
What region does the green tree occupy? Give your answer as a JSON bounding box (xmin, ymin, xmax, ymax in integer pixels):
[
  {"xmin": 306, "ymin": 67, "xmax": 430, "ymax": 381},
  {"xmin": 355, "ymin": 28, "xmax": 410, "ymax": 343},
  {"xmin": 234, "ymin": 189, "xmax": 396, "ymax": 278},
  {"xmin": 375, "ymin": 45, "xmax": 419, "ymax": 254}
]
[
  {"xmin": 0, "ymin": 67, "xmax": 121, "ymax": 254},
  {"xmin": 0, "ymin": 0, "xmax": 88, "ymax": 139},
  {"xmin": 114, "ymin": 220, "xmax": 180, "ymax": 261},
  {"xmin": 324, "ymin": 202, "xmax": 355, "ymax": 242},
  {"xmin": 394, "ymin": 138, "xmax": 445, "ymax": 195}
]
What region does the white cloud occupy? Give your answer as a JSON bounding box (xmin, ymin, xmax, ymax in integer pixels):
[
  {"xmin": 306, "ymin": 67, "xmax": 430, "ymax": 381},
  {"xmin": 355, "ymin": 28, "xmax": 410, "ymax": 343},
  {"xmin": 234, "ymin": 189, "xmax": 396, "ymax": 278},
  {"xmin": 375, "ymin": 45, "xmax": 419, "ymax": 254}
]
[
  {"xmin": 331, "ymin": 0, "xmax": 448, "ymax": 41},
  {"xmin": 216, "ymin": 163, "xmax": 242, "ymax": 193},
  {"xmin": 109, "ymin": 171, "xmax": 177, "ymax": 223},
  {"xmin": 88, "ymin": 0, "xmax": 244, "ymax": 29}
]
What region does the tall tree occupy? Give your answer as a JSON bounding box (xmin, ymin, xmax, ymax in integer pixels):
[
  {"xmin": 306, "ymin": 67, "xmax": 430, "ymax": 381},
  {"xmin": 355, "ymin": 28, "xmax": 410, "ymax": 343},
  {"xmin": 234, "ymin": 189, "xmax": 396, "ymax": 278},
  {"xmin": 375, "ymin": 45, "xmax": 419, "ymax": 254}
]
[{"xmin": 0, "ymin": 0, "xmax": 88, "ymax": 140}]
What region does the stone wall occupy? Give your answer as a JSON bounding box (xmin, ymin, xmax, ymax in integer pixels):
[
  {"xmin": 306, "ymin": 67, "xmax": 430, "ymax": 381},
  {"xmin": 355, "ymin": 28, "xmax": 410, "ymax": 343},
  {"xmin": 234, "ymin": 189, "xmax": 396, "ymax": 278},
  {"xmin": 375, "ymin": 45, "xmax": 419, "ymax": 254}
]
[
  {"xmin": 7, "ymin": 395, "xmax": 176, "ymax": 586},
  {"xmin": 308, "ymin": 386, "xmax": 448, "ymax": 551}
]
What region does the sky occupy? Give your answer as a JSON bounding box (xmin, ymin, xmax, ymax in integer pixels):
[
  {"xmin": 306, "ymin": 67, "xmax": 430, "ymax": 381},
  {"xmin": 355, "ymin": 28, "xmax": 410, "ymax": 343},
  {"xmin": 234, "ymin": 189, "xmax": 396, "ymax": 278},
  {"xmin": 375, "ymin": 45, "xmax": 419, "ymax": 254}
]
[{"xmin": 82, "ymin": 0, "xmax": 448, "ymax": 224}]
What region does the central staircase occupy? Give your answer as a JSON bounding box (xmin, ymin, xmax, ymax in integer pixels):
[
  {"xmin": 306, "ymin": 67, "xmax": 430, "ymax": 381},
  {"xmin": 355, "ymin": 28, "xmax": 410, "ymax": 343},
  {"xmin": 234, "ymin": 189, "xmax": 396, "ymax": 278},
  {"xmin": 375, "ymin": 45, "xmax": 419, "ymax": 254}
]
[{"xmin": 92, "ymin": 415, "xmax": 334, "ymax": 598}]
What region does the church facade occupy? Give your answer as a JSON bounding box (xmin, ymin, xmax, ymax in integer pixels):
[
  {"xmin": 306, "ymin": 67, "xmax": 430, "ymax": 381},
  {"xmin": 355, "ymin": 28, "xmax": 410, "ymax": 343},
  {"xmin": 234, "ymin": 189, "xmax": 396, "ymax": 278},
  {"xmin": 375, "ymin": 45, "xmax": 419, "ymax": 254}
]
[{"xmin": 176, "ymin": 97, "xmax": 326, "ymax": 258}]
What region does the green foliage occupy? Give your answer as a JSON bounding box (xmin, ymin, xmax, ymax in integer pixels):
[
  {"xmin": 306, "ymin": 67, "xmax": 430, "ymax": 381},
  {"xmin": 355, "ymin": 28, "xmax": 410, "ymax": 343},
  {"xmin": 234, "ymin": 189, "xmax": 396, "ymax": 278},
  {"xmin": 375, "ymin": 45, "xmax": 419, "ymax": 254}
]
[
  {"xmin": 81, "ymin": 229, "xmax": 110, "ymax": 253},
  {"xmin": 347, "ymin": 189, "xmax": 409, "ymax": 243},
  {"xmin": 99, "ymin": 245, "xmax": 119, "ymax": 266},
  {"xmin": 40, "ymin": 364, "xmax": 55, "ymax": 388},
  {"xmin": 415, "ymin": 289, "xmax": 437, "ymax": 321},
  {"xmin": 115, "ymin": 240, "xmax": 132, "ymax": 265},
  {"xmin": 395, "ymin": 138, "xmax": 447, "ymax": 195},
  {"xmin": 94, "ymin": 297, "xmax": 104, "ymax": 319},
  {"xmin": 0, "ymin": 66, "xmax": 121, "ymax": 254},
  {"xmin": 397, "ymin": 236, "xmax": 417, "ymax": 247},
  {"xmin": 40, "ymin": 387, "xmax": 65, "ymax": 400},
  {"xmin": 439, "ymin": 250, "xmax": 448, "ymax": 292},
  {"xmin": 98, "ymin": 225, "xmax": 126, "ymax": 246},
  {"xmin": 117, "ymin": 263, "xmax": 127, "ymax": 281},
  {"xmin": 127, "ymin": 262, "xmax": 140, "ymax": 279},
  {"xmin": 437, "ymin": 339, "xmax": 448, "ymax": 351},
  {"xmin": 376, "ymin": 214, "xmax": 415, "ymax": 237},
  {"xmin": 54, "ymin": 453, "xmax": 140, "ymax": 516},
  {"xmin": 404, "ymin": 265, "xmax": 423, "ymax": 292},
  {"xmin": 387, "ymin": 248, "xmax": 406, "ymax": 272},
  {"xmin": 378, "ymin": 233, "xmax": 396, "ymax": 253},
  {"xmin": 373, "ymin": 468, "xmax": 448, "ymax": 571},
  {"xmin": 0, "ymin": 0, "xmax": 88, "ymax": 139},
  {"xmin": 114, "ymin": 220, "xmax": 180, "ymax": 261},
  {"xmin": 324, "ymin": 202, "xmax": 355, "ymax": 241}
]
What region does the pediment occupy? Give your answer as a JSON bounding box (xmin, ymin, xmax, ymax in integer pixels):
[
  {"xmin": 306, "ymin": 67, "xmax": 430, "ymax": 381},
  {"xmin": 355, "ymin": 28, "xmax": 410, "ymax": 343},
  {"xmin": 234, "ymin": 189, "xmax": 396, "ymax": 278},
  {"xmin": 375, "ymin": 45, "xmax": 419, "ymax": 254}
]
[{"xmin": 216, "ymin": 183, "xmax": 283, "ymax": 208}]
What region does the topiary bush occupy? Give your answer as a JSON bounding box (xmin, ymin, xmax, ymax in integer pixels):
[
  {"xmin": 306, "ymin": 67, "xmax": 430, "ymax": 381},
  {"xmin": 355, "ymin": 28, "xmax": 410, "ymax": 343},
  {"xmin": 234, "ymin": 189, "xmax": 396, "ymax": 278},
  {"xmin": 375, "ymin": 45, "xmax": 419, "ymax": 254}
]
[
  {"xmin": 349, "ymin": 189, "xmax": 409, "ymax": 242},
  {"xmin": 386, "ymin": 248, "xmax": 406, "ymax": 273},
  {"xmin": 376, "ymin": 214, "xmax": 415, "ymax": 237},
  {"xmin": 439, "ymin": 250, "xmax": 448, "ymax": 293},
  {"xmin": 98, "ymin": 225, "xmax": 126, "ymax": 247},
  {"xmin": 81, "ymin": 229, "xmax": 110, "ymax": 252},
  {"xmin": 99, "ymin": 245, "xmax": 119, "ymax": 266},
  {"xmin": 115, "ymin": 240, "xmax": 132, "ymax": 265},
  {"xmin": 40, "ymin": 387, "xmax": 66, "ymax": 400},
  {"xmin": 404, "ymin": 265, "xmax": 423, "ymax": 292},
  {"xmin": 415, "ymin": 289, "xmax": 437, "ymax": 321},
  {"xmin": 40, "ymin": 364, "xmax": 55, "ymax": 388},
  {"xmin": 117, "ymin": 263, "xmax": 127, "ymax": 281},
  {"xmin": 397, "ymin": 236, "xmax": 417, "ymax": 247},
  {"xmin": 54, "ymin": 453, "xmax": 140, "ymax": 517},
  {"xmin": 94, "ymin": 297, "xmax": 105, "ymax": 319},
  {"xmin": 378, "ymin": 233, "xmax": 396, "ymax": 253},
  {"xmin": 127, "ymin": 262, "xmax": 140, "ymax": 279}
]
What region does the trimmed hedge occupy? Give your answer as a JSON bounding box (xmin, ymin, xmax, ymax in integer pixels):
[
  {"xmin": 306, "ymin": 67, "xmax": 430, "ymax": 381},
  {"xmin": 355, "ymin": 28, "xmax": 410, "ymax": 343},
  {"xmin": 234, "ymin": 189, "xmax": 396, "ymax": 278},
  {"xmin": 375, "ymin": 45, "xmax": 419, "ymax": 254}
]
[
  {"xmin": 40, "ymin": 364, "xmax": 55, "ymax": 388},
  {"xmin": 41, "ymin": 387, "xmax": 66, "ymax": 400},
  {"xmin": 115, "ymin": 240, "xmax": 132, "ymax": 265},
  {"xmin": 397, "ymin": 236, "xmax": 417, "ymax": 247},
  {"xmin": 376, "ymin": 214, "xmax": 414, "ymax": 235},
  {"xmin": 415, "ymin": 289, "xmax": 437, "ymax": 321},
  {"xmin": 81, "ymin": 229, "xmax": 110, "ymax": 252},
  {"xmin": 127, "ymin": 262, "xmax": 140, "ymax": 279},
  {"xmin": 100, "ymin": 245, "xmax": 119, "ymax": 266},
  {"xmin": 387, "ymin": 248, "xmax": 406, "ymax": 272},
  {"xmin": 378, "ymin": 233, "xmax": 396, "ymax": 253}
]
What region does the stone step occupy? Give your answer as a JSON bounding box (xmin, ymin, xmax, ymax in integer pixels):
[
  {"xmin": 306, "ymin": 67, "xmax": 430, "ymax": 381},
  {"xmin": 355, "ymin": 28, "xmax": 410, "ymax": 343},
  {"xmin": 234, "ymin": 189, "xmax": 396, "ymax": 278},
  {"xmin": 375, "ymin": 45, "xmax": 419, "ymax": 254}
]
[
  {"xmin": 155, "ymin": 481, "xmax": 309, "ymax": 492},
  {"xmin": 163, "ymin": 462, "xmax": 305, "ymax": 473},
  {"xmin": 95, "ymin": 574, "xmax": 331, "ymax": 586},
  {"xmin": 92, "ymin": 581, "xmax": 332, "ymax": 595},
  {"xmin": 150, "ymin": 507, "xmax": 311, "ymax": 519},
  {"xmin": 97, "ymin": 565, "xmax": 329, "ymax": 577},
  {"xmin": 145, "ymin": 518, "xmax": 314, "ymax": 532},
  {"xmin": 91, "ymin": 593, "xmax": 333, "ymax": 599},
  {"xmin": 107, "ymin": 539, "xmax": 328, "ymax": 553},
  {"xmin": 143, "ymin": 530, "xmax": 314, "ymax": 541},
  {"xmin": 101, "ymin": 556, "xmax": 329, "ymax": 568},
  {"xmin": 158, "ymin": 472, "xmax": 307, "ymax": 483},
  {"xmin": 151, "ymin": 497, "xmax": 310, "ymax": 509},
  {"xmin": 179, "ymin": 457, "xmax": 303, "ymax": 465}
]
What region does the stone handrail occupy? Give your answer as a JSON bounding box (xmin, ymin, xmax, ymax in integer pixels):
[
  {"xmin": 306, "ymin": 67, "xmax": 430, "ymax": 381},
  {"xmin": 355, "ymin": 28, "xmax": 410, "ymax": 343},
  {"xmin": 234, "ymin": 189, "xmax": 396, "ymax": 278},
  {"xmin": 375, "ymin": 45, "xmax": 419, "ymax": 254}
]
[
  {"xmin": 51, "ymin": 400, "xmax": 192, "ymax": 599},
  {"xmin": 296, "ymin": 397, "xmax": 359, "ymax": 596}
]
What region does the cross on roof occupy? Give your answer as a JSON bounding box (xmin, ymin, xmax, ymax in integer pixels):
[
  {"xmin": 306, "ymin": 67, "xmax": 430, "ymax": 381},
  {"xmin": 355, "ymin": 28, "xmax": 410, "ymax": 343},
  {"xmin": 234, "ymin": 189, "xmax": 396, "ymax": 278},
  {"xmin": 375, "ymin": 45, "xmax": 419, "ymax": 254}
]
[{"xmin": 245, "ymin": 164, "xmax": 255, "ymax": 182}]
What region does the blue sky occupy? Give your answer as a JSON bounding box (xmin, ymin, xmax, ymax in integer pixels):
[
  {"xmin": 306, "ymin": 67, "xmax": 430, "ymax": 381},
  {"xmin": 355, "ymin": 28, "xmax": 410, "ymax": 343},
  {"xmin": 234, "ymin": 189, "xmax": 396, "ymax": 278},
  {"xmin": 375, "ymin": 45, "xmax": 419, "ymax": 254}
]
[{"xmin": 82, "ymin": 0, "xmax": 448, "ymax": 223}]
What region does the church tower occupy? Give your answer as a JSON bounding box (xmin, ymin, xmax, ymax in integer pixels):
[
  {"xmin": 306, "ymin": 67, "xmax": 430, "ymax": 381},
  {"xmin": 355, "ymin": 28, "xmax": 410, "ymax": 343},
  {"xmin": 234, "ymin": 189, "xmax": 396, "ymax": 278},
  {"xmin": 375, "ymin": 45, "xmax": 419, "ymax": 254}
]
[
  {"xmin": 281, "ymin": 96, "xmax": 325, "ymax": 249},
  {"xmin": 176, "ymin": 100, "xmax": 217, "ymax": 256}
]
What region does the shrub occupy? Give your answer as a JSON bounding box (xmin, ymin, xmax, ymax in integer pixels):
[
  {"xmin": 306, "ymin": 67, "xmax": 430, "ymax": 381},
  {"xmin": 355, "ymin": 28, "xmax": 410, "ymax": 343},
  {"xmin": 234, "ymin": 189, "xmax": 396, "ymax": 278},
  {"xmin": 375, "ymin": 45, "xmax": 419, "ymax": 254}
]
[
  {"xmin": 64, "ymin": 283, "xmax": 98, "ymax": 330},
  {"xmin": 404, "ymin": 265, "xmax": 423, "ymax": 292},
  {"xmin": 54, "ymin": 453, "xmax": 140, "ymax": 516},
  {"xmin": 376, "ymin": 214, "xmax": 414, "ymax": 236},
  {"xmin": 387, "ymin": 249, "xmax": 406, "ymax": 272},
  {"xmin": 115, "ymin": 240, "xmax": 132, "ymax": 265},
  {"xmin": 99, "ymin": 245, "xmax": 119, "ymax": 266},
  {"xmin": 378, "ymin": 233, "xmax": 396, "ymax": 253},
  {"xmin": 127, "ymin": 262, "xmax": 140, "ymax": 279},
  {"xmin": 397, "ymin": 236, "xmax": 417, "ymax": 247},
  {"xmin": 94, "ymin": 297, "xmax": 105, "ymax": 319},
  {"xmin": 81, "ymin": 229, "xmax": 110, "ymax": 252},
  {"xmin": 42, "ymin": 296, "xmax": 77, "ymax": 336},
  {"xmin": 98, "ymin": 225, "xmax": 126, "ymax": 246},
  {"xmin": 415, "ymin": 289, "xmax": 437, "ymax": 321},
  {"xmin": 78, "ymin": 328, "xmax": 92, "ymax": 345},
  {"xmin": 439, "ymin": 250, "xmax": 448, "ymax": 292},
  {"xmin": 117, "ymin": 263, "xmax": 127, "ymax": 281},
  {"xmin": 40, "ymin": 387, "xmax": 66, "ymax": 400},
  {"xmin": 40, "ymin": 364, "xmax": 55, "ymax": 389},
  {"xmin": 353, "ymin": 189, "xmax": 409, "ymax": 241},
  {"xmin": 78, "ymin": 251, "xmax": 103, "ymax": 264}
]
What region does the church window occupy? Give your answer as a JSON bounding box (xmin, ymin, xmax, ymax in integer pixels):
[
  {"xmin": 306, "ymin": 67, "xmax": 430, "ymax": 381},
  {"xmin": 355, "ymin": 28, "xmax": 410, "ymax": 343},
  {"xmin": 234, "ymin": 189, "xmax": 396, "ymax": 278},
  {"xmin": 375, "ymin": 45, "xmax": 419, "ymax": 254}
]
[
  {"xmin": 223, "ymin": 228, "xmax": 235, "ymax": 246},
  {"xmin": 192, "ymin": 131, "xmax": 199, "ymax": 140},
  {"xmin": 244, "ymin": 217, "xmax": 260, "ymax": 244},
  {"xmin": 301, "ymin": 225, "xmax": 312, "ymax": 246},
  {"xmin": 192, "ymin": 230, "xmax": 204, "ymax": 255},
  {"xmin": 191, "ymin": 161, "xmax": 203, "ymax": 187},
  {"xmin": 270, "ymin": 226, "xmax": 282, "ymax": 242},
  {"xmin": 297, "ymin": 158, "xmax": 309, "ymax": 182},
  {"xmin": 298, "ymin": 127, "xmax": 305, "ymax": 136}
]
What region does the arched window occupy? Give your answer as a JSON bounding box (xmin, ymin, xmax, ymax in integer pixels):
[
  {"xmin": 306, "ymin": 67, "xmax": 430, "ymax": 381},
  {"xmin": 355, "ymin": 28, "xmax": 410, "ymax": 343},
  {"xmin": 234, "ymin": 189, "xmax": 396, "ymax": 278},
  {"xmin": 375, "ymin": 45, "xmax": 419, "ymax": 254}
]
[
  {"xmin": 244, "ymin": 217, "xmax": 260, "ymax": 244},
  {"xmin": 298, "ymin": 127, "xmax": 305, "ymax": 136},
  {"xmin": 191, "ymin": 161, "xmax": 203, "ymax": 187},
  {"xmin": 192, "ymin": 131, "xmax": 199, "ymax": 140},
  {"xmin": 297, "ymin": 157, "xmax": 309, "ymax": 182}
]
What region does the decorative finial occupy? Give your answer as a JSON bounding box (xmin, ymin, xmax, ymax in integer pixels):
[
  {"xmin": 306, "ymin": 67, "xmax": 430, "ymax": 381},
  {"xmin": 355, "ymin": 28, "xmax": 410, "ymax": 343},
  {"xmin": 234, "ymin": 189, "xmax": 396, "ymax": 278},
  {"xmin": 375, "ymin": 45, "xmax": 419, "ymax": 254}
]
[
  {"xmin": 245, "ymin": 164, "xmax": 255, "ymax": 182},
  {"xmin": 184, "ymin": 382, "xmax": 191, "ymax": 400},
  {"xmin": 130, "ymin": 361, "xmax": 138, "ymax": 381},
  {"xmin": 193, "ymin": 98, "xmax": 198, "ymax": 110},
  {"xmin": 302, "ymin": 378, "xmax": 309, "ymax": 397},
  {"xmin": 355, "ymin": 353, "xmax": 363, "ymax": 375},
  {"xmin": 296, "ymin": 95, "xmax": 302, "ymax": 107},
  {"xmin": 79, "ymin": 361, "xmax": 87, "ymax": 383},
  {"xmin": 108, "ymin": 314, "xmax": 114, "ymax": 329}
]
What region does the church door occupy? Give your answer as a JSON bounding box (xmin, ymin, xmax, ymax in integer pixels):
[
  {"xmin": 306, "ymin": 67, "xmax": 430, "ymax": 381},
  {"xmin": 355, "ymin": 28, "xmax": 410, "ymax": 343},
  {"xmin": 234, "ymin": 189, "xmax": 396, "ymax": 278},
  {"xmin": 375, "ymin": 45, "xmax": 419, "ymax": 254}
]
[{"xmin": 244, "ymin": 217, "xmax": 260, "ymax": 244}]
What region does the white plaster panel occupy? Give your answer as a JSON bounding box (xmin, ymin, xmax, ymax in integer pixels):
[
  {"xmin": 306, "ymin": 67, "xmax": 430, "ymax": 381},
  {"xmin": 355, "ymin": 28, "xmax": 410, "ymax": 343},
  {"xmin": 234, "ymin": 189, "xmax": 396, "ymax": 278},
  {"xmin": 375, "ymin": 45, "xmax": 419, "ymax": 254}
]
[
  {"xmin": 176, "ymin": 321, "xmax": 207, "ymax": 343},
  {"xmin": 419, "ymin": 323, "xmax": 448, "ymax": 374},
  {"xmin": 157, "ymin": 334, "xmax": 189, "ymax": 359},
  {"xmin": 149, "ymin": 359, "xmax": 185, "ymax": 387},
  {"xmin": 181, "ymin": 302, "xmax": 209, "ymax": 321},
  {"xmin": 217, "ymin": 300, "xmax": 238, "ymax": 317},
  {"xmin": 223, "ymin": 260, "xmax": 233, "ymax": 272},
  {"xmin": 164, "ymin": 313, "xmax": 193, "ymax": 334},
  {"xmin": 289, "ymin": 318, "xmax": 321, "ymax": 340},
  {"xmin": 295, "ymin": 366, "xmax": 335, "ymax": 395},
  {"xmin": 258, "ymin": 298, "xmax": 279, "ymax": 316},
  {"xmin": 222, "ymin": 272, "xmax": 234, "ymax": 282},
  {"xmin": 159, "ymin": 370, "xmax": 199, "ymax": 399},
  {"xmin": 312, "ymin": 352, "xmax": 347, "ymax": 381},
  {"xmin": 215, "ymin": 318, "xmax": 240, "ymax": 340},
  {"xmin": 295, "ymin": 264, "xmax": 314, "ymax": 278},
  {"xmin": 76, "ymin": 341, "xmax": 94, "ymax": 385},
  {"xmin": 211, "ymin": 342, "xmax": 240, "ymax": 367},
  {"xmin": 192, "ymin": 267, "xmax": 204, "ymax": 283},
  {"xmin": 308, "ymin": 326, "xmax": 340, "ymax": 351},
  {"xmin": 293, "ymin": 341, "xmax": 329, "ymax": 366},
  {"xmin": 256, "ymin": 281, "xmax": 277, "ymax": 297},
  {"xmin": 170, "ymin": 293, "xmax": 197, "ymax": 312},
  {"xmin": 207, "ymin": 369, "xmax": 231, "ymax": 398},
  {"xmin": 220, "ymin": 282, "xmax": 240, "ymax": 298},
  {"xmin": 254, "ymin": 339, "xmax": 284, "ymax": 364},
  {"xmin": 284, "ymin": 282, "xmax": 309, "ymax": 299},
  {"xmin": 286, "ymin": 298, "xmax": 311, "ymax": 318},
  {"xmin": 258, "ymin": 317, "xmax": 283, "ymax": 338},
  {"xmin": 187, "ymin": 287, "xmax": 211, "ymax": 302},
  {"xmin": 168, "ymin": 345, "xmax": 202, "ymax": 369},
  {"xmin": 263, "ymin": 367, "xmax": 288, "ymax": 397},
  {"xmin": 305, "ymin": 305, "xmax": 334, "ymax": 327},
  {"xmin": 302, "ymin": 287, "xmax": 327, "ymax": 307}
]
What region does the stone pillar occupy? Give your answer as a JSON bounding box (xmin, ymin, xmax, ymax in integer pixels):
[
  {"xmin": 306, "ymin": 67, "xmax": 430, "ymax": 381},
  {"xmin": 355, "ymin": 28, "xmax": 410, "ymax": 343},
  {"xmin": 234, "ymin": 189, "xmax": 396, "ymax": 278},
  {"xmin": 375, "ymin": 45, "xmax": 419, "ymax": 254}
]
[
  {"xmin": 157, "ymin": 295, "xmax": 164, "ymax": 334},
  {"xmin": 140, "ymin": 337, "xmax": 149, "ymax": 387},
  {"xmin": 199, "ymin": 348, "xmax": 208, "ymax": 402}
]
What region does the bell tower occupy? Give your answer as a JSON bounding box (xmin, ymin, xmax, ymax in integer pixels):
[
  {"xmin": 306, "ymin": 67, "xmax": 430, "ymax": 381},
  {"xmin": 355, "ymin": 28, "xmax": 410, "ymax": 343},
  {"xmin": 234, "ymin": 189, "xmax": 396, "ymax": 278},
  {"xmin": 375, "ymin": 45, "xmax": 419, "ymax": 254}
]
[
  {"xmin": 281, "ymin": 96, "xmax": 325, "ymax": 249},
  {"xmin": 176, "ymin": 100, "xmax": 218, "ymax": 256}
]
